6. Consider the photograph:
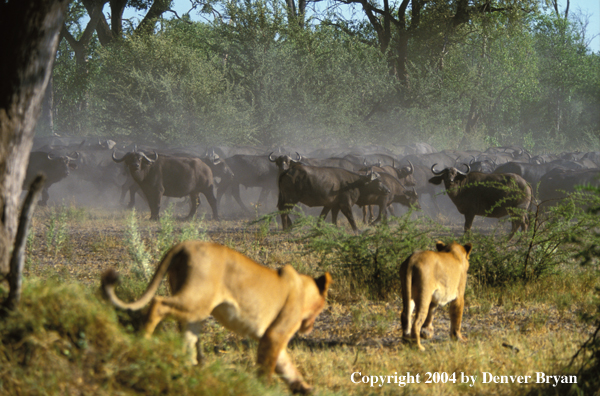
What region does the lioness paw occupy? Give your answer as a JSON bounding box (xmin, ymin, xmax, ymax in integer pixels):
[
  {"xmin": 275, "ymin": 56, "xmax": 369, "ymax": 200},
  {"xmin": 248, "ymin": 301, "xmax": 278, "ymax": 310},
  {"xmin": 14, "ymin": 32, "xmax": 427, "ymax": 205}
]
[{"xmin": 289, "ymin": 381, "xmax": 313, "ymax": 395}]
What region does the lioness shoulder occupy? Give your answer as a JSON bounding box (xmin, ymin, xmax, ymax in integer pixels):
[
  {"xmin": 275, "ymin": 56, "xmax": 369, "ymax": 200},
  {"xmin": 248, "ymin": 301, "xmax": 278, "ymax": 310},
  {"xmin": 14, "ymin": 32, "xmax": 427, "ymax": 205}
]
[
  {"xmin": 102, "ymin": 241, "xmax": 332, "ymax": 394},
  {"xmin": 399, "ymin": 241, "xmax": 472, "ymax": 350}
]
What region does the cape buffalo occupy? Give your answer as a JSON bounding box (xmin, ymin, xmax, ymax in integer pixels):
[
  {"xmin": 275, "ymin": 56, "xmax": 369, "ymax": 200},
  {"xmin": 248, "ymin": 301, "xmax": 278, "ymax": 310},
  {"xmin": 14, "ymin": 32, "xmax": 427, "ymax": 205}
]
[
  {"xmin": 112, "ymin": 151, "xmax": 219, "ymax": 220},
  {"xmin": 24, "ymin": 151, "xmax": 79, "ymax": 206},
  {"xmin": 277, "ymin": 164, "xmax": 391, "ymax": 232},
  {"xmin": 429, "ymin": 164, "xmax": 532, "ymax": 238}
]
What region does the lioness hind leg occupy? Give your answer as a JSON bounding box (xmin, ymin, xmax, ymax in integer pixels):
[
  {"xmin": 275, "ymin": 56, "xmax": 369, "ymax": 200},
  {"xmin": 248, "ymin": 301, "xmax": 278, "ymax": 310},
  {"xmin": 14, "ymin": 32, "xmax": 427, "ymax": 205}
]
[
  {"xmin": 449, "ymin": 298, "xmax": 467, "ymax": 342},
  {"xmin": 144, "ymin": 296, "xmax": 212, "ymax": 364},
  {"xmin": 420, "ymin": 302, "xmax": 438, "ymax": 340},
  {"xmin": 400, "ymin": 300, "xmax": 415, "ymax": 338},
  {"xmin": 143, "ymin": 296, "xmax": 171, "ymax": 338},
  {"xmin": 411, "ymin": 296, "xmax": 433, "ymax": 351},
  {"xmin": 183, "ymin": 321, "xmax": 204, "ymax": 365},
  {"xmin": 275, "ymin": 349, "xmax": 312, "ymax": 395}
]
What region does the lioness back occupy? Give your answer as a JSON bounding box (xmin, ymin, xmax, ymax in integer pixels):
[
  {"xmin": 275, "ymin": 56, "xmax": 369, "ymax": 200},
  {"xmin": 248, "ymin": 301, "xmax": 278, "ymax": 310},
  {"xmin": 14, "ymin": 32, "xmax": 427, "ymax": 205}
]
[{"xmin": 400, "ymin": 241, "xmax": 472, "ymax": 350}]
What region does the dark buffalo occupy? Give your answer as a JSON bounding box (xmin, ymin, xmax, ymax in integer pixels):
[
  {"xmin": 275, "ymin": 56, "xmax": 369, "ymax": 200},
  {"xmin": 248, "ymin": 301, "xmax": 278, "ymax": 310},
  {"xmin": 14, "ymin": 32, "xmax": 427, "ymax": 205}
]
[
  {"xmin": 112, "ymin": 151, "xmax": 218, "ymax": 220},
  {"xmin": 468, "ymin": 158, "xmax": 496, "ymax": 173},
  {"xmin": 359, "ymin": 162, "xmax": 417, "ymax": 222},
  {"xmin": 344, "ymin": 153, "xmax": 398, "ymax": 167},
  {"xmin": 277, "ymin": 165, "xmax": 391, "ymax": 232},
  {"xmin": 538, "ymin": 168, "xmax": 600, "ymax": 207},
  {"xmin": 383, "ymin": 160, "xmax": 416, "ymax": 187},
  {"xmin": 357, "ymin": 171, "xmax": 420, "ymax": 224},
  {"xmin": 296, "ymin": 154, "xmax": 360, "ymax": 172},
  {"xmin": 493, "ymin": 160, "xmax": 583, "ymax": 188},
  {"xmin": 429, "ymin": 164, "xmax": 532, "ymax": 238},
  {"xmin": 24, "ymin": 151, "xmax": 79, "ymax": 205},
  {"xmin": 216, "ymin": 154, "xmax": 279, "ymax": 213},
  {"xmin": 118, "ymin": 149, "xmax": 234, "ymax": 210}
]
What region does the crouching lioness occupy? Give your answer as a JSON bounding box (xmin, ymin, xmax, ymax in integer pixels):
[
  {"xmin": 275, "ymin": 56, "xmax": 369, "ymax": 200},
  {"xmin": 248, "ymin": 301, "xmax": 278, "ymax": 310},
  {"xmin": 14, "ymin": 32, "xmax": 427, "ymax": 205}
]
[
  {"xmin": 101, "ymin": 241, "xmax": 332, "ymax": 394},
  {"xmin": 400, "ymin": 241, "xmax": 472, "ymax": 350}
]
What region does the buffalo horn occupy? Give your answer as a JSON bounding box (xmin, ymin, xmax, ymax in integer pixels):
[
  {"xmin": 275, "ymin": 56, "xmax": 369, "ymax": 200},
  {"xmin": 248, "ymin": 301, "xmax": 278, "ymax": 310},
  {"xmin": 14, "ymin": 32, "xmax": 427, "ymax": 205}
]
[
  {"xmin": 66, "ymin": 151, "xmax": 79, "ymax": 161},
  {"xmin": 457, "ymin": 163, "xmax": 471, "ymax": 176},
  {"xmin": 268, "ymin": 152, "xmax": 276, "ymax": 162},
  {"xmin": 295, "ymin": 152, "xmax": 301, "ymax": 161},
  {"xmin": 140, "ymin": 151, "xmax": 156, "ymax": 163},
  {"xmin": 112, "ymin": 151, "xmax": 126, "ymax": 163},
  {"xmin": 407, "ymin": 160, "xmax": 414, "ymax": 175},
  {"xmin": 431, "ymin": 163, "xmax": 444, "ymax": 175}
]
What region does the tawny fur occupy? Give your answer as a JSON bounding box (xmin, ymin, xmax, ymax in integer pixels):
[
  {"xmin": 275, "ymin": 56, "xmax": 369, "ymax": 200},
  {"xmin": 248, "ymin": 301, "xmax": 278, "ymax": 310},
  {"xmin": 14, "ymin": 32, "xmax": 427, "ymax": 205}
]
[
  {"xmin": 400, "ymin": 241, "xmax": 472, "ymax": 351},
  {"xmin": 101, "ymin": 241, "xmax": 331, "ymax": 394}
]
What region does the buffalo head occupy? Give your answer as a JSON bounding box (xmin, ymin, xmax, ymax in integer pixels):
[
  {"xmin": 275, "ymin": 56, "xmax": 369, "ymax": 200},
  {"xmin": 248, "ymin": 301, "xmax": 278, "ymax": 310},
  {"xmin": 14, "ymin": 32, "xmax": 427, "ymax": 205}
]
[
  {"xmin": 269, "ymin": 152, "xmax": 301, "ymax": 173},
  {"xmin": 403, "ymin": 187, "xmax": 421, "ymax": 210},
  {"xmin": 429, "ymin": 163, "xmax": 470, "ymax": 185},
  {"xmin": 47, "ymin": 151, "xmax": 79, "ymax": 175},
  {"xmin": 360, "ymin": 170, "xmax": 391, "ymax": 196},
  {"xmin": 395, "ymin": 160, "xmax": 414, "ymax": 179},
  {"xmin": 112, "ymin": 150, "xmax": 158, "ymax": 172}
]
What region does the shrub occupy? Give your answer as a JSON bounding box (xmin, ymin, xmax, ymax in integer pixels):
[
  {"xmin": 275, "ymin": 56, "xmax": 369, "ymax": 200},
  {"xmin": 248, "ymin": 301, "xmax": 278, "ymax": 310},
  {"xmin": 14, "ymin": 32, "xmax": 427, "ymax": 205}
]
[{"xmin": 304, "ymin": 212, "xmax": 442, "ymax": 300}]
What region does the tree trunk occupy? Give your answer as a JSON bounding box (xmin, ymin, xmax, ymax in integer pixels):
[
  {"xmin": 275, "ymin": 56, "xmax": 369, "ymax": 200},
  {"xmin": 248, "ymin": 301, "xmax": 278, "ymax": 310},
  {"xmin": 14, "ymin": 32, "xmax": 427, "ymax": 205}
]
[
  {"xmin": 0, "ymin": 0, "xmax": 69, "ymax": 279},
  {"xmin": 38, "ymin": 75, "xmax": 55, "ymax": 134}
]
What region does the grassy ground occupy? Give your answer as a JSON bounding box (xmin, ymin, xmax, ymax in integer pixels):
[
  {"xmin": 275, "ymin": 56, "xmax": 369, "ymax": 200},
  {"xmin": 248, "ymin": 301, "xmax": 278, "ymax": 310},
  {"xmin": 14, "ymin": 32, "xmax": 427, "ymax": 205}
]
[{"xmin": 1, "ymin": 203, "xmax": 599, "ymax": 395}]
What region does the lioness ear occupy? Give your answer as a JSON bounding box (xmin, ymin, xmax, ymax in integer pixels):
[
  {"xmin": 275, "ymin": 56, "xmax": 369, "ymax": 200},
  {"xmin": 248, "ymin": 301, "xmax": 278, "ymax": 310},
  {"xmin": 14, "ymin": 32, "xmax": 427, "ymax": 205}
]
[
  {"xmin": 315, "ymin": 273, "xmax": 332, "ymax": 297},
  {"xmin": 435, "ymin": 240, "xmax": 446, "ymax": 251},
  {"xmin": 463, "ymin": 243, "xmax": 473, "ymax": 258}
]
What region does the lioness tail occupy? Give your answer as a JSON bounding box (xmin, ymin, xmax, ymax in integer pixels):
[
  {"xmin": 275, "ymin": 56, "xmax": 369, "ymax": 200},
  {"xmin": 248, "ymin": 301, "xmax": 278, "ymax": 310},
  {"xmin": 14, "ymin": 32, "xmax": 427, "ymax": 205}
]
[{"xmin": 101, "ymin": 246, "xmax": 179, "ymax": 311}]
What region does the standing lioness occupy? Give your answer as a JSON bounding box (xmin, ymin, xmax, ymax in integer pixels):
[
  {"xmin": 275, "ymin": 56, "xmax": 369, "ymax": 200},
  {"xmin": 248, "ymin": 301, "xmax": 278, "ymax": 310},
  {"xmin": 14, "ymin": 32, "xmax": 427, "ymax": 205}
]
[
  {"xmin": 400, "ymin": 241, "xmax": 472, "ymax": 350},
  {"xmin": 101, "ymin": 241, "xmax": 331, "ymax": 394}
]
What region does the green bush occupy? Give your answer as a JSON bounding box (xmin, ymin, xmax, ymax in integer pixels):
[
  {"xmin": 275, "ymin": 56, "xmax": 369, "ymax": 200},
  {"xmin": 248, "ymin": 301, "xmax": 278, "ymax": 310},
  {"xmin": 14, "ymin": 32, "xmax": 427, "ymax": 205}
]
[
  {"xmin": 468, "ymin": 189, "xmax": 600, "ymax": 287},
  {"xmin": 304, "ymin": 212, "xmax": 441, "ymax": 300}
]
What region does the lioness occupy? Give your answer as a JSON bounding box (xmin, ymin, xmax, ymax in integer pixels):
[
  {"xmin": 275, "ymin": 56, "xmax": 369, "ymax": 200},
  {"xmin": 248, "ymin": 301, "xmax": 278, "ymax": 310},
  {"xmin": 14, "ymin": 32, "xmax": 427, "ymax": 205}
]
[
  {"xmin": 101, "ymin": 241, "xmax": 331, "ymax": 394},
  {"xmin": 400, "ymin": 241, "xmax": 472, "ymax": 350}
]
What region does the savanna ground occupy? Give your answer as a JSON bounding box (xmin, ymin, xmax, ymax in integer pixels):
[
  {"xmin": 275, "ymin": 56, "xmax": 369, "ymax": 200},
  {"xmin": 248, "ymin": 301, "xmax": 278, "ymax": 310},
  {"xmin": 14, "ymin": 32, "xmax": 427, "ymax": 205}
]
[{"xmin": 1, "ymin": 192, "xmax": 600, "ymax": 396}]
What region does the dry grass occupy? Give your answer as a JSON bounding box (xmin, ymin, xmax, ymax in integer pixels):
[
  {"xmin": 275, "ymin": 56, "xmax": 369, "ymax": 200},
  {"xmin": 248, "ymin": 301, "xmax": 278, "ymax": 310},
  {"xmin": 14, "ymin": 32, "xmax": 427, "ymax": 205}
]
[{"xmin": 4, "ymin": 204, "xmax": 598, "ymax": 395}]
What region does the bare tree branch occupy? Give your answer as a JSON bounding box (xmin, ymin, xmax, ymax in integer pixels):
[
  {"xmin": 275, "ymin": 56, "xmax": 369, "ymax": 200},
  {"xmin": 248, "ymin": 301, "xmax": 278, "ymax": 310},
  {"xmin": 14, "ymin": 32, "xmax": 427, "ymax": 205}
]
[{"xmin": 3, "ymin": 175, "xmax": 45, "ymax": 312}]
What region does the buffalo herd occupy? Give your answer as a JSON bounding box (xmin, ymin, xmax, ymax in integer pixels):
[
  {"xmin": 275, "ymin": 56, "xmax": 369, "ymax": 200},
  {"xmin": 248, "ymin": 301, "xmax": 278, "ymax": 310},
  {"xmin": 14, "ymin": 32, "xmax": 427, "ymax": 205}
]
[{"xmin": 23, "ymin": 137, "xmax": 600, "ymax": 236}]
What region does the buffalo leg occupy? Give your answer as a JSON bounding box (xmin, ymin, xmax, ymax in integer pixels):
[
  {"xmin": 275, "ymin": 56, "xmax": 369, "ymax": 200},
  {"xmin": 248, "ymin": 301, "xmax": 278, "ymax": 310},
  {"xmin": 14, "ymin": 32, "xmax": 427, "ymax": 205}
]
[
  {"xmin": 146, "ymin": 191, "xmax": 162, "ymax": 220},
  {"xmin": 232, "ymin": 184, "xmax": 251, "ymax": 213},
  {"xmin": 257, "ymin": 187, "xmax": 269, "ymax": 206},
  {"xmin": 39, "ymin": 186, "xmax": 50, "ymax": 206},
  {"xmin": 340, "ymin": 205, "xmax": 358, "ymax": 233},
  {"xmin": 278, "ymin": 196, "xmax": 295, "ymax": 230},
  {"xmin": 202, "ymin": 189, "xmax": 219, "ymax": 221},
  {"xmin": 330, "ymin": 207, "xmax": 339, "ymax": 226},
  {"xmin": 185, "ymin": 193, "xmax": 199, "ymax": 219},
  {"xmin": 127, "ymin": 184, "xmax": 138, "ymax": 208},
  {"xmin": 463, "ymin": 213, "xmax": 475, "ymax": 233}
]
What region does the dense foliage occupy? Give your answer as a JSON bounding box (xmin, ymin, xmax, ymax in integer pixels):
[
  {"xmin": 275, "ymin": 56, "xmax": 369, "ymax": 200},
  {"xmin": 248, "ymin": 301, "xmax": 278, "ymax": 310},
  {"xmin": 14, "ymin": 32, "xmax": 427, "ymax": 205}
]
[{"xmin": 48, "ymin": 0, "xmax": 599, "ymax": 150}]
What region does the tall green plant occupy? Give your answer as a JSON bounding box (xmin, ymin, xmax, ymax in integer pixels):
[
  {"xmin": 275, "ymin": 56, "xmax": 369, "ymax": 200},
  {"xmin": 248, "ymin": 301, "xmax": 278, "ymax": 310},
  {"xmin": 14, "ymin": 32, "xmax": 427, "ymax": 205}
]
[
  {"xmin": 45, "ymin": 206, "xmax": 69, "ymax": 259},
  {"xmin": 124, "ymin": 209, "xmax": 153, "ymax": 281}
]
